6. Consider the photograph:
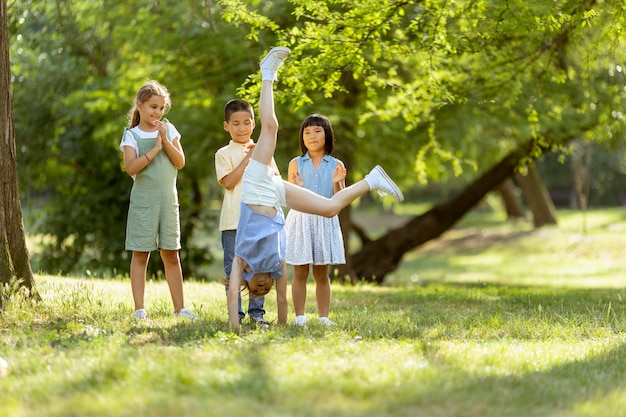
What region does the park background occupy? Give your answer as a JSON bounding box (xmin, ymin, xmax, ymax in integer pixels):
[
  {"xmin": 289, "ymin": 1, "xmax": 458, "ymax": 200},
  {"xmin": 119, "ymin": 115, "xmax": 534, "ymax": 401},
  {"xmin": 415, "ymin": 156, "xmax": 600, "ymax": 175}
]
[
  {"xmin": 2, "ymin": 1, "xmax": 626, "ymax": 416},
  {"xmin": 5, "ymin": 0, "xmax": 626, "ymax": 283}
]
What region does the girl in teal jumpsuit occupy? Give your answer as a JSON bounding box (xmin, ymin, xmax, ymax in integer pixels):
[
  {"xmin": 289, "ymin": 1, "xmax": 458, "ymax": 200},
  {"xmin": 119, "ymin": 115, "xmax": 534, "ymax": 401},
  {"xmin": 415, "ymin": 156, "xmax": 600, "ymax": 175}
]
[{"xmin": 120, "ymin": 80, "xmax": 198, "ymax": 321}]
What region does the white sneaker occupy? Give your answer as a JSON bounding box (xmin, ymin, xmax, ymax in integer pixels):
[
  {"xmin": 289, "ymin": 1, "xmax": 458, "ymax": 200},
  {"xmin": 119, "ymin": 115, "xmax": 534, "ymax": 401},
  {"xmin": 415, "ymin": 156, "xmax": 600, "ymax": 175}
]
[
  {"xmin": 294, "ymin": 315, "xmax": 307, "ymax": 327},
  {"xmin": 132, "ymin": 309, "xmax": 147, "ymax": 320},
  {"xmin": 253, "ymin": 316, "xmax": 271, "ymax": 330},
  {"xmin": 174, "ymin": 307, "xmax": 199, "ymax": 320},
  {"xmin": 365, "ymin": 165, "xmax": 404, "ymax": 202},
  {"xmin": 319, "ymin": 317, "xmax": 335, "ymax": 326},
  {"xmin": 260, "ymin": 46, "xmax": 290, "ymax": 81}
]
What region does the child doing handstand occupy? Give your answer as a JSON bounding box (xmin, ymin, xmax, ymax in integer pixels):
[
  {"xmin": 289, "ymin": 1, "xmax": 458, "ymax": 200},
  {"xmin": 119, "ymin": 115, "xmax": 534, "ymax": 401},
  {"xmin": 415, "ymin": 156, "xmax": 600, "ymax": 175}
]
[{"xmin": 228, "ymin": 47, "xmax": 403, "ymax": 330}]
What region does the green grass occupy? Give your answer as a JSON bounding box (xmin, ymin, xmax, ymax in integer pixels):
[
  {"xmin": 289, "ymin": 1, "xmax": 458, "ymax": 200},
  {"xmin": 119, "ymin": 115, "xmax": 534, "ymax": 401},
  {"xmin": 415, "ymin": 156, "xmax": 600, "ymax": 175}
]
[
  {"xmin": 2, "ymin": 208, "xmax": 626, "ymax": 417},
  {"xmin": 384, "ymin": 207, "xmax": 626, "ymax": 288}
]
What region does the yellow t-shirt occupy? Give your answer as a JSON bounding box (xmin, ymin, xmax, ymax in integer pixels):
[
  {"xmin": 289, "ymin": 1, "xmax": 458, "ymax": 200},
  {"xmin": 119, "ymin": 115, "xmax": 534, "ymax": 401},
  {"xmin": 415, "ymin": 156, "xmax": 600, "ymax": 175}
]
[{"xmin": 215, "ymin": 140, "xmax": 279, "ymax": 231}]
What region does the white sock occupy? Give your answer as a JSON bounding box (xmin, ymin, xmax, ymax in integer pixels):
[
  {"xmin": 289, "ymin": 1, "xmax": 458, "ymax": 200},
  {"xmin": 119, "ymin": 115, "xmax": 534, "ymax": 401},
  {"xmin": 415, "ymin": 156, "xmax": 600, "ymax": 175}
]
[
  {"xmin": 364, "ymin": 172, "xmax": 376, "ymax": 190},
  {"xmin": 261, "ymin": 70, "xmax": 275, "ymax": 81}
]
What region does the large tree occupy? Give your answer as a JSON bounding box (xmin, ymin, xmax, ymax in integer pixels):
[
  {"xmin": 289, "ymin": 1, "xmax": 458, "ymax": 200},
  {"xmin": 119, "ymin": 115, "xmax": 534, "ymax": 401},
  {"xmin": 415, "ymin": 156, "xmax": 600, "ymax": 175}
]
[
  {"xmin": 0, "ymin": 0, "xmax": 36, "ymax": 302},
  {"xmin": 224, "ymin": 0, "xmax": 626, "ymax": 282}
]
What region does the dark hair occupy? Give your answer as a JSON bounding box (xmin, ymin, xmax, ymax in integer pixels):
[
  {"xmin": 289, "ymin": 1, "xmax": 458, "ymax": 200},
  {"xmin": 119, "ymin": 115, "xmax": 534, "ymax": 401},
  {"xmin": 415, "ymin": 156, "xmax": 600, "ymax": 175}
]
[
  {"xmin": 220, "ymin": 275, "xmax": 270, "ymax": 298},
  {"xmin": 224, "ymin": 99, "xmax": 254, "ymax": 122},
  {"xmin": 299, "ymin": 114, "xmax": 335, "ymax": 156},
  {"xmin": 127, "ymin": 80, "xmax": 171, "ymax": 128}
]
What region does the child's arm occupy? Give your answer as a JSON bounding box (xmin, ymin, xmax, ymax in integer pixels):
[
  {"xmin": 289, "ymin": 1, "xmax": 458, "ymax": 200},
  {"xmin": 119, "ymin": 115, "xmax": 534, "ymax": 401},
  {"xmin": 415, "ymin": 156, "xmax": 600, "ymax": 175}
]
[
  {"xmin": 228, "ymin": 257, "xmax": 244, "ymax": 330},
  {"xmin": 162, "ymin": 136, "xmax": 185, "ymax": 169},
  {"xmin": 219, "ymin": 144, "xmax": 256, "ymax": 190},
  {"xmin": 275, "ymin": 263, "xmax": 288, "ymax": 325},
  {"xmin": 157, "ymin": 120, "xmax": 185, "ymax": 169},
  {"xmin": 122, "ymin": 144, "xmax": 160, "ymax": 177},
  {"xmin": 287, "ymin": 158, "xmax": 303, "ymax": 186}
]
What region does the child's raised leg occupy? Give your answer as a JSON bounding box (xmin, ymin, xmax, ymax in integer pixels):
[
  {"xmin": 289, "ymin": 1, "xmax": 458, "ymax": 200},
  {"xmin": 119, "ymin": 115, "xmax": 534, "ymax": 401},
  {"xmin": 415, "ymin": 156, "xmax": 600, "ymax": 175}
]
[
  {"xmin": 251, "ymin": 79, "xmax": 279, "ymax": 166},
  {"xmin": 284, "ymin": 165, "xmax": 404, "ymax": 217},
  {"xmin": 251, "ymin": 47, "xmax": 290, "ymax": 166}
]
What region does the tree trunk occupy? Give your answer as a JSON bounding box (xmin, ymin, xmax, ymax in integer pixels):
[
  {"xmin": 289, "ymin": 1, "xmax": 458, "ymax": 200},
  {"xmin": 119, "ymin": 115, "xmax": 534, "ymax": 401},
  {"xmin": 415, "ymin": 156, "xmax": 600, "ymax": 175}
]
[
  {"xmin": 496, "ymin": 177, "xmax": 526, "ymax": 220},
  {"xmin": 350, "ymin": 138, "xmax": 570, "ymax": 284},
  {"xmin": 514, "ymin": 162, "xmax": 558, "ymax": 228},
  {"xmin": 0, "ymin": 0, "xmax": 37, "ymax": 303}
]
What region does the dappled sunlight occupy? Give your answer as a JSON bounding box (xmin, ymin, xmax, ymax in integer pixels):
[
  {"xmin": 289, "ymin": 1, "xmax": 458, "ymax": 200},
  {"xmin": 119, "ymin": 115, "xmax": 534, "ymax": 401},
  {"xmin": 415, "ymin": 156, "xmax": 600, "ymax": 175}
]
[{"xmin": 389, "ymin": 208, "xmax": 626, "ymax": 289}]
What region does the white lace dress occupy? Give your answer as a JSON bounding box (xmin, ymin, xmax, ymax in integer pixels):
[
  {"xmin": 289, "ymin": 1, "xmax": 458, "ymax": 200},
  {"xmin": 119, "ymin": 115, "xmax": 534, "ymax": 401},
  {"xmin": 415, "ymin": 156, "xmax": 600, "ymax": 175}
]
[{"xmin": 284, "ymin": 209, "xmax": 346, "ymax": 265}]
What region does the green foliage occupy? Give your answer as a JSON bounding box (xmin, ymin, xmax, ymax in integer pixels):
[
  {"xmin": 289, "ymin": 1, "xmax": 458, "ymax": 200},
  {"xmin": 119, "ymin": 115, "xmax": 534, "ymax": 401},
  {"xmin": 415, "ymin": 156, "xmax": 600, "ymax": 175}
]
[
  {"xmin": 230, "ymin": 0, "xmax": 626, "ymax": 181},
  {"xmin": 536, "ymin": 143, "xmax": 626, "ymax": 206},
  {"xmin": 9, "ymin": 0, "xmax": 263, "ymax": 277},
  {"xmin": 7, "ymin": 0, "xmax": 626, "ymax": 277}
]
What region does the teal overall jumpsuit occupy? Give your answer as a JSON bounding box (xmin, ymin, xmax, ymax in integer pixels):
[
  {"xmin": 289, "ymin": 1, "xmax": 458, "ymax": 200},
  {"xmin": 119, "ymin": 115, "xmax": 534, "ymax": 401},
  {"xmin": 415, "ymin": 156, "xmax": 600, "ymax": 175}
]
[{"xmin": 125, "ymin": 128, "xmax": 180, "ymax": 252}]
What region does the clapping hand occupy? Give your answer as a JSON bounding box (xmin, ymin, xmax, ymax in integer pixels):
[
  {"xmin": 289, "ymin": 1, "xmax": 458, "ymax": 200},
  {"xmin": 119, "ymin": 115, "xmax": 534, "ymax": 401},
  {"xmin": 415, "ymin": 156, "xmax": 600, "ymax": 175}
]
[
  {"xmin": 153, "ymin": 120, "xmax": 167, "ymax": 151},
  {"xmin": 332, "ymin": 165, "xmax": 347, "ymax": 184},
  {"xmin": 243, "ymin": 143, "xmax": 256, "ymax": 159},
  {"xmin": 291, "ymin": 171, "xmax": 304, "ymax": 187}
]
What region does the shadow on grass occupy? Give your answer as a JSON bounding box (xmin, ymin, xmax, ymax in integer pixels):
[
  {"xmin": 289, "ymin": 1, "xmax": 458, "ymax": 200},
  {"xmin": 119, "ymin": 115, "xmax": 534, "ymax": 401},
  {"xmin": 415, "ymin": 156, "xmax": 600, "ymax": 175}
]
[
  {"xmin": 383, "ymin": 340, "xmax": 626, "ymax": 417},
  {"xmin": 112, "ymin": 281, "xmax": 626, "ymax": 344},
  {"xmin": 19, "ymin": 281, "xmax": 626, "ymax": 417},
  {"xmin": 392, "ymin": 229, "xmax": 538, "ymax": 282},
  {"xmin": 124, "ymin": 319, "xmax": 230, "ymax": 345},
  {"xmin": 335, "ymin": 282, "xmax": 626, "ymax": 339},
  {"xmin": 123, "ymin": 322, "xmax": 277, "ymax": 400},
  {"xmin": 423, "ymin": 229, "xmax": 537, "ymax": 253}
]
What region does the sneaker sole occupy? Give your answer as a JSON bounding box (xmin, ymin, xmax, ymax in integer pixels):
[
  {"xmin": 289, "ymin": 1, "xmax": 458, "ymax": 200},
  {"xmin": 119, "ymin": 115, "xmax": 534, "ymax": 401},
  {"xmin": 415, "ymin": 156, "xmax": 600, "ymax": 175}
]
[
  {"xmin": 260, "ymin": 46, "xmax": 291, "ymax": 68},
  {"xmin": 374, "ymin": 165, "xmax": 404, "ymax": 202}
]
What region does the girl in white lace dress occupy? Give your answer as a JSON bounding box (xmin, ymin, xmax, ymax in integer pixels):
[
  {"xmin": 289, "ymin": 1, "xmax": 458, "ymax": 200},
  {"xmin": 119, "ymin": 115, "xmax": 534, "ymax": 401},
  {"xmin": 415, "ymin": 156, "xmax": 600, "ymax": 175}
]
[{"xmin": 285, "ymin": 114, "xmax": 347, "ymax": 327}]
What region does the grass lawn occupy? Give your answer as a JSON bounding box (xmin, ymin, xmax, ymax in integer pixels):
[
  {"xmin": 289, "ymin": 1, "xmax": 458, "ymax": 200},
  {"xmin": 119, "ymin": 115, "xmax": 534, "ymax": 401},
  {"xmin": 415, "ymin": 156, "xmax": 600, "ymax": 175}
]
[
  {"xmin": 384, "ymin": 206, "xmax": 626, "ymax": 288},
  {"xmin": 2, "ymin": 207, "xmax": 626, "ymax": 417}
]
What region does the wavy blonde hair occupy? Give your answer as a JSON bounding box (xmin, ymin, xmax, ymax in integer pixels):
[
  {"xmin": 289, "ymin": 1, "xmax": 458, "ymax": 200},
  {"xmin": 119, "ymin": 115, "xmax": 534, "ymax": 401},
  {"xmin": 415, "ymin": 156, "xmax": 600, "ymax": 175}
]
[{"xmin": 127, "ymin": 80, "xmax": 172, "ymax": 128}]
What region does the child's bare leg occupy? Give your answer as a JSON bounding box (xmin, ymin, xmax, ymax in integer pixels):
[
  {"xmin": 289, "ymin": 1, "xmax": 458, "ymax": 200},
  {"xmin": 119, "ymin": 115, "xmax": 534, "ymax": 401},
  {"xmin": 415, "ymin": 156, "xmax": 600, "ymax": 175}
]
[
  {"xmin": 312, "ymin": 264, "xmax": 331, "ymax": 318},
  {"xmin": 250, "ymin": 79, "xmax": 278, "ymax": 166},
  {"xmin": 130, "ymin": 251, "xmax": 150, "ymax": 310},
  {"xmin": 291, "ymin": 264, "xmax": 309, "ymax": 316},
  {"xmin": 161, "ymin": 249, "xmax": 184, "ymax": 312},
  {"xmin": 285, "ymin": 163, "xmax": 404, "ymax": 215},
  {"xmin": 251, "ymin": 47, "xmax": 290, "ymax": 166},
  {"xmin": 285, "ymin": 164, "xmax": 404, "ymax": 214},
  {"xmin": 284, "ymin": 180, "xmax": 370, "ymax": 217}
]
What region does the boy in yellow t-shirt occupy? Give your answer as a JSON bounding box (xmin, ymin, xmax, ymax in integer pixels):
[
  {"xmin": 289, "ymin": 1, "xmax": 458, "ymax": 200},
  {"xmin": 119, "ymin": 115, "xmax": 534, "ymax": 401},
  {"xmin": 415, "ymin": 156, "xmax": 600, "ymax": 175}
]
[{"xmin": 215, "ymin": 99, "xmax": 279, "ymax": 329}]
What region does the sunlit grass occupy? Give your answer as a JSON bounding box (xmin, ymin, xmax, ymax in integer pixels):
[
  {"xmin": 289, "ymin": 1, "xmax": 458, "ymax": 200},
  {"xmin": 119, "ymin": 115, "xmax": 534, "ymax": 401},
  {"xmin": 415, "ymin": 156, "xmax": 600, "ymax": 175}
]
[
  {"xmin": 3, "ymin": 276, "xmax": 626, "ymax": 417},
  {"xmin": 386, "ymin": 208, "xmax": 626, "ymax": 288},
  {"xmin": 3, "ymin": 208, "xmax": 626, "ymax": 417}
]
